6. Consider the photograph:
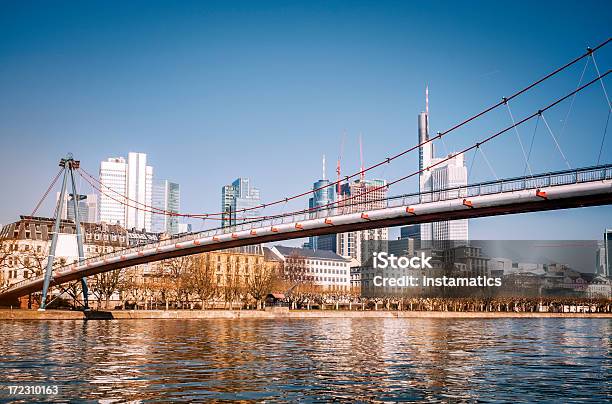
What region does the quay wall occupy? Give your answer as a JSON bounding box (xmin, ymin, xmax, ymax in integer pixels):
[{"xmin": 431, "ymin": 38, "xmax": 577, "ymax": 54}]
[{"xmin": 1, "ymin": 309, "xmax": 611, "ymax": 320}]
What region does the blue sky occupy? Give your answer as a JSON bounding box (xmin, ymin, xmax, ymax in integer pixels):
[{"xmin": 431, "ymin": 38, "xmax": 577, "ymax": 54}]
[{"xmin": 0, "ymin": 0, "xmax": 610, "ymax": 240}]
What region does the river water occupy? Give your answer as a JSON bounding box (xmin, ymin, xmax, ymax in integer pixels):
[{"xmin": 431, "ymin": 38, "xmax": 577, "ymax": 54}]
[{"xmin": 0, "ymin": 318, "xmax": 610, "ymax": 402}]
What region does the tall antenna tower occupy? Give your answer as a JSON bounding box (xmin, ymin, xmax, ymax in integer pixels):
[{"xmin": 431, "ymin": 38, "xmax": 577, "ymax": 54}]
[
  {"xmin": 336, "ymin": 134, "xmax": 345, "ymax": 196},
  {"xmin": 359, "ymin": 134, "xmax": 365, "ymax": 182},
  {"xmin": 322, "ymin": 154, "xmax": 326, "ymax": 181},
  {"xmin": 425, "ymin": 85, "xmax": 429, "ymax": 135}
]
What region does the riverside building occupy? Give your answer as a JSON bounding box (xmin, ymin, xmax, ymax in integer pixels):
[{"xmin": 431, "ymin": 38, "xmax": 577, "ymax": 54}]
[
  {"xmin": 0, "ymin": 216, "xmax": 131, "ymax": 288},
  {"xmin": 267, "ymin": 246, "xmax": 351, "ymax": 291}
]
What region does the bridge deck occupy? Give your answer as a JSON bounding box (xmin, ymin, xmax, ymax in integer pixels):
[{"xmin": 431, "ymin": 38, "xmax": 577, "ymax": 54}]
[{"xmin": 1, "ymin": 165, "xmax": 611, "ymax": 300}]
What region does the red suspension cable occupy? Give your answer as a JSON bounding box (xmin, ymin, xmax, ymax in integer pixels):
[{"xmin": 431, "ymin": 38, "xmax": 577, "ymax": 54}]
[
  {"xmin": 300, "ymin": 69, "xmax": 612, "ymax": 214},
  {"xmin": 79, "ymin": 39, "xmax": 611, "ymax": 219},
  {"xmin": 30, "ymin": 169, "xmax": 63, "ymax": 217},
  {"xmin": 86, "ymin": 69, "xmax": 609, "ymax": 227}
]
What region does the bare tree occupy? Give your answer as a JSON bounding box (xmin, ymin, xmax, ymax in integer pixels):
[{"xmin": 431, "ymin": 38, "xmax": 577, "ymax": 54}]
[
  {"xmin": 281, "ymin": 251, "xmax": 313, "ymax": 293},
  {"xmin": 223, "ymin": 257, "xmax": 242, "ymax": 309},
  {"xmin": 246, "ymin": 262, "xmax": 279, "ymax": 309},
  {"xmin": 15, "ymin": 244, "xmax": 48, "ymax": 279},
  {"xmin": 139, "ymin": 276, "xmax": 157, "ymax": 310},
  {"xmin": 0, "ymin": 240, "xmax": 61, "ymax": 307},
  {"xmin": 151, "ymin": 273, "xmax": 173, "ymax": 310},
  {"xmin": 118, "ymin": 267, "xmax": 145, "ymax": 309},
  {"xmin": 188, "ymin": 254, "xmax": 216, "ymax": 309},
  {"xmin": 164, "ymin": 256, "xmax": 191, "ymax": 309},
  {"xmin": 0, "ymin": 241, "xmax": 14, "ymax": 288},
  {"xmin": 91, "ymin": 269, "xmax": 122, "ymax": 309}
]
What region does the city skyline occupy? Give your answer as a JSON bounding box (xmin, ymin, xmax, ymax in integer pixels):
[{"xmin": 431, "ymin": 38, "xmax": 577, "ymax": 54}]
[
  {"xmin": 1, "ymin": 1, "xmax": 611, "ymax": 240},
  {"xmin": 2, "ymin": 134, "xmax": 611, "ymax": 241}
]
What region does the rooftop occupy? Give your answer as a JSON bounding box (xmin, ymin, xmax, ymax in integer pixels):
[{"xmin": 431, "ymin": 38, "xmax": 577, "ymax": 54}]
[{"xmin": 272, "ymin": 245, "xmax": 349, "ymax": 262}]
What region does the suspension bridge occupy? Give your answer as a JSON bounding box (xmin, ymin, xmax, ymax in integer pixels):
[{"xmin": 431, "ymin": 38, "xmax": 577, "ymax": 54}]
[{"xmin": 0, "ymin": 39, "xmax": 610, "ymax": 307}]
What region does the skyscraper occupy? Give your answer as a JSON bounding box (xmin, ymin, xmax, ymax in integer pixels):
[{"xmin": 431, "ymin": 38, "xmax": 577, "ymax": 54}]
[
  {"xmin": 336, "ymin": 178, "xmax": 388, "ymax": 263},
  {"xmin": 400, "ymin": 224, "xmax": 421, "ymax": 241},
  {"xmin": 602, "ymin": 229, "xmax": 612, "ymax": 277},
  {"xmin": 151, "ymin": 179, "xmax": 180, "ymax": 235},
  {"xmin": 221, "ymin": 177, "xmax": 261, "ymax": 227},
  {"xmin": 84, "ymin": 194, "xmax": 98, "ymax": 223},
  {"xmin": 56, "ymin": 193, "xmax": 98, "ymax": 223},
  {"xmin": 418, "ymin": 87, "xmax": 469, "ymax": 242},
  {"xmin": 307, "ymin": 155, "xmax": 336, "ymax": 250},
  {"xmin": 98, "ymin": 152, "xmax": 153, "ymax": 231}
]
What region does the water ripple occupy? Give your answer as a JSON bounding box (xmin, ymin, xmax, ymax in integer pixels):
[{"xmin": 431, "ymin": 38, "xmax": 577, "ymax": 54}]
[{"xmin": 0, "ymin": 318, "xmax": 610, "ymax": 402}]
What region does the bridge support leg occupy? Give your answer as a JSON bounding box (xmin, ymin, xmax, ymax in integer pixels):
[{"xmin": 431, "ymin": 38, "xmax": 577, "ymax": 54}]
[
  {"xmin": 68, "ymin": 161, "xmax": 89, "ymax": 311},
  {"xmin": 39, "ymin": 164, "xmax": 69, "ymax": 311}
]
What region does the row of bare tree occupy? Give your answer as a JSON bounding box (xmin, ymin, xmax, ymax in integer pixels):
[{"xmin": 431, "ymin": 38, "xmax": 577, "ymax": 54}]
[
  {"xmin": 89, "ymin": 254, "xmax": 287, "ymax": 310},
  {"xmin": 1, "ymin": 242, "xmax": 316, "ymax": 310}
]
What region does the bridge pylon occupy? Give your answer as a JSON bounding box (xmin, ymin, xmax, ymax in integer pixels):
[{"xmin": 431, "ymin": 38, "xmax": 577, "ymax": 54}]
[{"xmin": 39, "ymin": 154, "xmax": 89, "ymax": 311}]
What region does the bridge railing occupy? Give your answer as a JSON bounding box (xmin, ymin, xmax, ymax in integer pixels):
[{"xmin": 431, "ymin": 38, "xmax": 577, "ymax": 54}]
[
  {"xmin": 75, "ymin": 164, "xmax": 612, "ymax": 260},
  {"xmin": 1, "ymin": 164, "xmax": 611, "ymax": 295}
]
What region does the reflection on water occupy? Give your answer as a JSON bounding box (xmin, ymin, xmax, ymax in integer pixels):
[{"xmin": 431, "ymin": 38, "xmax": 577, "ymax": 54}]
[{"xmin": 0, "ymin": 318, "xmax": 610, "ymax": 402}]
